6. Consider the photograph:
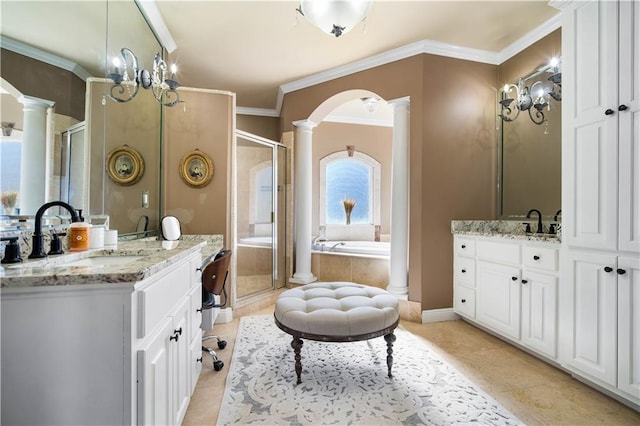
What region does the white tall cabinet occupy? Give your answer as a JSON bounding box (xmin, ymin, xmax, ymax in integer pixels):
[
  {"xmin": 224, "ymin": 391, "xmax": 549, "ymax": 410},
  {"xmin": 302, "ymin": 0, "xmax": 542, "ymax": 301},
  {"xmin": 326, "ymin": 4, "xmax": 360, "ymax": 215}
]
[{"xmin": 558, "ymin": 0, "xmax": 639, "ymax": 408}]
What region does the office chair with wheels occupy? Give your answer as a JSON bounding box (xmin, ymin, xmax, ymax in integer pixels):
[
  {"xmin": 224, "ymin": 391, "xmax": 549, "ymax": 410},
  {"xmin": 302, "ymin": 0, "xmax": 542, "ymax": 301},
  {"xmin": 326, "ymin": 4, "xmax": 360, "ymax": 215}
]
[{"xmin": 200, "ymin": 249, "xmax": 232, "ymax": 371}]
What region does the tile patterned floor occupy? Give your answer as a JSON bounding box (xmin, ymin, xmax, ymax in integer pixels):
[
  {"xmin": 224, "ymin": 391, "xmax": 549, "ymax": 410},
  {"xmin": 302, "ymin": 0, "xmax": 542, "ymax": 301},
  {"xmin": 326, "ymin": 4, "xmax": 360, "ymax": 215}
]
[{"xmin": 184, "ymin": 303, "xmax": 640, "ymax": 425}]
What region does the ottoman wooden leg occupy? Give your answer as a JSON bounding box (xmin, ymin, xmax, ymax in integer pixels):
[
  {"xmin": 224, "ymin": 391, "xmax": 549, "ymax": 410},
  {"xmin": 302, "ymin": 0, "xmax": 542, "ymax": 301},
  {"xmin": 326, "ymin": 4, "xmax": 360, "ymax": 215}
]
[
  {"xmin": 384, "ymin": 332, "xmax": 396, "ymax": 378},
  {"xmin": 291, "ymin": 336, "xmax": 304, "ymax": 384}
]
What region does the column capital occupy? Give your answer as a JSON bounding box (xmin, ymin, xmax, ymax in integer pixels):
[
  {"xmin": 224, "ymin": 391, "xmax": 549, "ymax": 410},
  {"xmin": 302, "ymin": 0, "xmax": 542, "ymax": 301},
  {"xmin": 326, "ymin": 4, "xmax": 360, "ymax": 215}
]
[
  {"xmin": 293, "ymin": 119, "xmax": 318, "ymax": 131},
  {"xmin": 388, "ymin": 96, "xmax": 410, "ymax": 109},
  {"xmin": 18, "ymin": 95, "xmax": 55, "ymax": 109}
]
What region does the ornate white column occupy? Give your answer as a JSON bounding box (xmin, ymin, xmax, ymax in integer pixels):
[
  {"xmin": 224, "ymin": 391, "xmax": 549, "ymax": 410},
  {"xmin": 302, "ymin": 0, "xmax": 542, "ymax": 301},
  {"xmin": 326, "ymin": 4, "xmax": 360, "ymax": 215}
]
[
  {"xmin": 387, "ymin": 97, "xmax": 410, "ymax": 297},
  {"xmin": 290, "ymin": 120, "xmax": 318, "ymax": 284},
  {"xmin": 18, "ymin": 96, "xmax": 55, "ymax": 215}
]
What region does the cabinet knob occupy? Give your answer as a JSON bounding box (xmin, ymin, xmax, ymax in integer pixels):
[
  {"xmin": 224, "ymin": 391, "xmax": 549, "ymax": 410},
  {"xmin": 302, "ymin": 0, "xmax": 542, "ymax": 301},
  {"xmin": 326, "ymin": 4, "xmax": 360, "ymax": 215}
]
[
  {"xmin": 522, "ymin": 279, "xmax": 528, "ymax": 284},
  {"xmin": 461, "ymin": 269, "xmax": 466, "ymax": 273},
  {"xmin": 605, "ymin": 108, "xmax": 615, "ymax": 115},
  {"xmin": 616, "ymin": 268, "xmax": 626, "ymax": 275},
  {"xmin": 511, "ymin": 276, "xmax": 518, "ymax": 281},
  {"xmin": 461, "ymin": 299, "xmax": 466, "ymax": 303},
  {"xmin": 604, "ymin": 266, "xmax": 613, "ymax": 273},
  {"xmin": 196, "ymin": 308, "xmax": 202, "ymax": 313},
  {"xmin": 461, "ymin": 244, "xmax": 466, "ymax": 249},
  {"xmin": 170, "ymin": 333, "xmax": 179, "ymax": 342},
  {"xmin": 533, "ymin": 255, "xmax": 540, "ymax": 261},
  {"xmin": 618, "ymin": 104, "xmax": 628, "ymax": 112},
  {"xmin": 197, "ymin": 357, "xmax": 203, "ymax": 363},
  {"xmin": 174, "ymin": 327, "xmax": 183, "ymax": 336}
]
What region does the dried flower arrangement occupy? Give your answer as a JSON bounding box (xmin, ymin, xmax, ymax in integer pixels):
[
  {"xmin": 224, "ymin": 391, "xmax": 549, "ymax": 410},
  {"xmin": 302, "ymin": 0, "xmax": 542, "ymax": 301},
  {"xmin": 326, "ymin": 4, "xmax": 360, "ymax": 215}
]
[
  {"xmin": 342, "ymin": 198, "xmax": 356, "ymax": 225},
  {"xmin": 1, "ymin": 191, "xmax": 18, "ymax": 213}
]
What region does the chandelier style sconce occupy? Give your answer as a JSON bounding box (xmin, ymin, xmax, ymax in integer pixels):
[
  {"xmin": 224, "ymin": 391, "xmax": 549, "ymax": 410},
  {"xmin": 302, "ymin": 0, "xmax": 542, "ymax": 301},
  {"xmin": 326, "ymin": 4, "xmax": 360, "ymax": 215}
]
[
  {"xmin": 107, "ymin": 48, "xmax": 182, "ymax": 107},
  {"xmin": 360, "ymin": 96, "xmax": 379, "ymax": 113},
  {"xmin": 297, "ymin": 0, "xmax": 373, "ymax": 37},
  {"xmin": 499, "ymin": 57, "xmax": 561, "ymax": 129}
]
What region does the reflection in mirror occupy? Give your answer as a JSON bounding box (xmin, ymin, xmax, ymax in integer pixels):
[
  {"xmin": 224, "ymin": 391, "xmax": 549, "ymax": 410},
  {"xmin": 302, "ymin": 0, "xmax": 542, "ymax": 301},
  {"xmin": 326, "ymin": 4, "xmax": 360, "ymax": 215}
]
[
  {"xmin": 0, "ymin": 0, "xmax": 163, "ymax": 234},
  {"xmin": 498, "ymin": 51, "xmax": 562, "ymax": 218}
]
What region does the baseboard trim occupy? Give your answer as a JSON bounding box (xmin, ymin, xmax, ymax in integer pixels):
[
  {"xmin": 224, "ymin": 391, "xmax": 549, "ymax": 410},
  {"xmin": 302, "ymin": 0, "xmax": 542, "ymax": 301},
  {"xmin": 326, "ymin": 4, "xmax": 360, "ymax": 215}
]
[
  {"xmin": 421, "ymin": 308, "xmax": 460, "ymax": 324},
  {"xmin": 215, "ymin": 308, "xmax": 234, "ymax": 324}
]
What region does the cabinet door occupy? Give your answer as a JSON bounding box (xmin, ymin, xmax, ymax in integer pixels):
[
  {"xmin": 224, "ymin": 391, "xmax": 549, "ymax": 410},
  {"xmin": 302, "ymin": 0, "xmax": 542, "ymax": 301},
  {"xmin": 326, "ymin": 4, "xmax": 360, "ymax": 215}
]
[
  {"xmin": 618, "ymin": 0, "xmax": 640, "ymax": 253},
  {"xmin": 521, "ymin": 271, "xmax": 558, "ymax": 359},
  {"xmin": 562, "ymin": 0, "xmax": 619, "ymax": 250},
  {"xmin": 562, "ymin": 250, "xmax": 618, "ymax": 386},
  {"xmin": 617, "ymin": 255, "xmax": 640, "ymax": 400},
  {"xmin": 137, "ymin": 317, "xmax": 173, "ymax": 425},
  {"xmin": 171, "ymin": 297, "xmax": 192, "ymax": 426},
  {"xmin": 476, "ymin": 261, "xmax": 521, "ymax": 340}
]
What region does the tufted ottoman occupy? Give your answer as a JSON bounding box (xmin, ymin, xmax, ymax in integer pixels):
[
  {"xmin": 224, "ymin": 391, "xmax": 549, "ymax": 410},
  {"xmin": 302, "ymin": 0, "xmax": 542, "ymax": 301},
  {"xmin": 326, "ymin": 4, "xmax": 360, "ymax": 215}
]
[{"xmin": 274, "ymin": 281, "xmax": 400, "ymax": 384}]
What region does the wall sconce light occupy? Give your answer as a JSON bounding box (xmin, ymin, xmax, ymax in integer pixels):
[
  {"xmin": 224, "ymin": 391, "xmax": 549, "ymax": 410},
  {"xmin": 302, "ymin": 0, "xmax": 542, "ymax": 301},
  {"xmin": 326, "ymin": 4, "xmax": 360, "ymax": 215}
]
[
  {"xmin": 297, "ymin": 0, "xmax": 372, "ymax": 37},
  {"xmin": 361, "ymin": 96, "xmax": 379, "ymax": 113},
  {"xmin": 499, "ymin": 57, "xmax": 561, "ymax": 129},
  {"xmin": 107, "ymin": 48, "xmax": 182, "ymax": 107}
]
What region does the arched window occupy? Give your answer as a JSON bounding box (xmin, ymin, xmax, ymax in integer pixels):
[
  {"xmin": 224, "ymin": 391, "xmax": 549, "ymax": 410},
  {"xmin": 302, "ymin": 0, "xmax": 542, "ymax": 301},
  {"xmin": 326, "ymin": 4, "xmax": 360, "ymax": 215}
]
[{"xmin": 320, "ymin": 151, "xmax": 381, "ymax": 227}]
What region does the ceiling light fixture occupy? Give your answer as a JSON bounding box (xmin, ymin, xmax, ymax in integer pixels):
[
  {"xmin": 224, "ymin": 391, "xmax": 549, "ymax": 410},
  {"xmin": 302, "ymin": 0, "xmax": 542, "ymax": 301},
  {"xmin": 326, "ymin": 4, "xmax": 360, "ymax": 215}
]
[
  {"xmin": 106, "ymin": 47, "xmax": 182, "ymax": 107},
  {"xmin": 499, "ymin": 57, "xmax": 561, "ymax": 130},
  {"xmin": 297, "ymin": 0, "xmax": 372, "ymax": 38},
  {"xmin": 361, "ymin": 96, "xmax": 379, "ymax": 113}
]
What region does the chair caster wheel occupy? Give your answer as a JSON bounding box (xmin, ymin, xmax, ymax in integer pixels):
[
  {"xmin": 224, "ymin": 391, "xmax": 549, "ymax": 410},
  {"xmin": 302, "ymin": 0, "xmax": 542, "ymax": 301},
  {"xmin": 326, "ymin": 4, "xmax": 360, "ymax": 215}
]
[
  {"xmin": 217, "ymin": 340, "xmax": 227, "ymax": 349},
  {"xmin": 213, "ymin": 360, "xmax": 224, "ymax": 371}
]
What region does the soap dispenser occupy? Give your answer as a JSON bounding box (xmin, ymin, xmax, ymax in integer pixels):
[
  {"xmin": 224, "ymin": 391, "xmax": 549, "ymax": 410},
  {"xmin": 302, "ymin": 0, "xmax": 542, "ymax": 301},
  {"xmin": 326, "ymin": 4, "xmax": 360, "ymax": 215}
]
[{"xmin": 69, "ymin": 209, "xmax": 90, "ymax": 252}]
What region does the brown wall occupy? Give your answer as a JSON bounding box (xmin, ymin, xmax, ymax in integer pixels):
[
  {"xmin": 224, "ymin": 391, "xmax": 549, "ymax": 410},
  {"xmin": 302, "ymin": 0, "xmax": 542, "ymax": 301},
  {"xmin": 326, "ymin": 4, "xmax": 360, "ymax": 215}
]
[
  {"xmin": 280, "ymin": 54, "xmax": 499, "ymax": 310},
  {"xmin": 163, "ymin": 88, "xmax": 234, "ymax": 243},
  {"xmin": 311, "ymin": 122, "xmax": 393, "ymax": 235},
  {"xmin": 1, "ymin": 49, "xmax": 85, "ymax": 121},
  {"xmin": 236, "ymin": 115, "xmax": 280, "ymax": 141}
]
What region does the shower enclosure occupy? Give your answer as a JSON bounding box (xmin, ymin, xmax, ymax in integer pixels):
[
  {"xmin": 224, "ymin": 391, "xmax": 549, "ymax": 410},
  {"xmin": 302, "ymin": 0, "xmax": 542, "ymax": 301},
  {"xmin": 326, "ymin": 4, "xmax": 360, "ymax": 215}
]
[{"xmin": 235, "ymin": 130, "xmax": 287, "ymax": 300}]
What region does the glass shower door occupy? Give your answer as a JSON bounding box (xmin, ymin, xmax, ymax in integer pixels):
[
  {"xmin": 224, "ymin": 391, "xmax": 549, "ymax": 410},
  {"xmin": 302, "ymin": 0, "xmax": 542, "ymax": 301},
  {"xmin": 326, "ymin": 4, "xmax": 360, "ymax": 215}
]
[{"xmin": 236, "ymin": 136, "xmax": 275, "ymax": 298}]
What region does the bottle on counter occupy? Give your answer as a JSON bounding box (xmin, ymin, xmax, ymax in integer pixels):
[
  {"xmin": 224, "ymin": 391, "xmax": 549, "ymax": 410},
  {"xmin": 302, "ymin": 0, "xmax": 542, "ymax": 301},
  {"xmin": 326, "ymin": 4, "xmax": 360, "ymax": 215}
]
[{"xmin": 69, "ymin": 209, "xmax": 90, "ymax": 252}]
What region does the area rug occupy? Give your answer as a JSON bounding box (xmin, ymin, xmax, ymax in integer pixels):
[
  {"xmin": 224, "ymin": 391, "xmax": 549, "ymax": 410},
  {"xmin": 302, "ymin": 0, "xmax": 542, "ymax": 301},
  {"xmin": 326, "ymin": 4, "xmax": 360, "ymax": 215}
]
[{"xmin": 217, "ymin": 315, "xmax": 523, "ymax": 425}]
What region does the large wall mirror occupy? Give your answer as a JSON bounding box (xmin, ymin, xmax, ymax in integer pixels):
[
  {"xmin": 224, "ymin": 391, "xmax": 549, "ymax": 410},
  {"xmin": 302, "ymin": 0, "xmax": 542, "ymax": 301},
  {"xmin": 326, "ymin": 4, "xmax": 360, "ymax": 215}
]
[
  {"xmin": 497, "ymin": 29, "xmax": 561, "ymax": 219},
  {"xmin": 0, "ymin": 0, "xmax": 162, "ymax": 235}
]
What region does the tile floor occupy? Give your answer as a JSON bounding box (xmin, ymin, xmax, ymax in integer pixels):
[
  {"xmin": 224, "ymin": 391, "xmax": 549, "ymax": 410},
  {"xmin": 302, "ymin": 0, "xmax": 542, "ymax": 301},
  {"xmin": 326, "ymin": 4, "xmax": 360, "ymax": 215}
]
[{"xmin": 184, "ymin": 302, "xmax": 640, "ymax": 425}]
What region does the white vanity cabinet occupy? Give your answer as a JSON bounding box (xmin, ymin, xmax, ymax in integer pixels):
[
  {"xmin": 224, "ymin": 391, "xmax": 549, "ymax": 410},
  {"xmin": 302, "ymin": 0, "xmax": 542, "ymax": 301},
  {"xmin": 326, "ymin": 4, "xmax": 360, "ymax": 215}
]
[
  {"xmin": 557, "ymin": 0, "xmax": 640, "ymax": 408},
  {"xmin": 135, "ymin": 251, "xmax": 203, "ymax": 425},
  {"xmin": 0, "ymin": 248, "xmax": 203, "ymax": 425},
  {"xmin": 453, "ymin": 235, "xmax": 559, "ymax": 360},
  {"xmin": 561, "ymin": 0, "xmax": 640, "ymax": 252}
]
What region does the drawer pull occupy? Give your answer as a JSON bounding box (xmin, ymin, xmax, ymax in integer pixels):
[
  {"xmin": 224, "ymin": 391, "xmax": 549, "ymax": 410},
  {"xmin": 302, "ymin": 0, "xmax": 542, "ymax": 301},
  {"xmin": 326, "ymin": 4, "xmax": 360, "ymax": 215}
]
[
  {"xmin": 521, "ymin": 279, "xmax": 528, "ymax": 284},
  {"xmin": 604, "ymin": 266, "xmax": 613, "ymax": 273},
  {"xmin": 461, "ymin": 269, "xmax": 466, "ymax": 273},
  {"xmin": 461, "ymin": 299, "xmax": 466, "ymax": 303},
  {"xmin": 616, "ymin": 268, "xmax": 626, "ymax": 275},
  {"xmin": 533, "ymin": 255, "xmax": 540, "ymax": 261},
  {"xmin": 511, "ymin": 276, "xmax": 518, "ymax": 281}
]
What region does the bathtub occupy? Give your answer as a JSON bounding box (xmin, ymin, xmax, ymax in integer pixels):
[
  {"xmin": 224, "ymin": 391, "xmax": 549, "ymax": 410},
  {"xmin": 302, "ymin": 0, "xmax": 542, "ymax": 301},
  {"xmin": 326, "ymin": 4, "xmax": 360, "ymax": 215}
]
[
  {"xmin": 237, "ymin": 236, "xmax": 272, "ymax": 247},
  {"xmin": 311, "ymin": 240, "xmax": 390, "ymax": 288},
  {"xmin": 313, "ymin": 240, "xmax": 390, "ymax": 257}
]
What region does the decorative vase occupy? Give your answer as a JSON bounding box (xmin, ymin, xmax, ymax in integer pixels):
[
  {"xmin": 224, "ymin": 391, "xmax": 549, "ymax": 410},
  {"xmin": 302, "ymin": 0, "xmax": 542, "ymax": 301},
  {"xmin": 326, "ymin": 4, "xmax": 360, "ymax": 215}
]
[
  {"xmin": 342, "ymin": 198, "xmax": 356, "ymax": 226},
  {"xmin": 345, "ymin": 211, "xmax": 351, "ymax": 225}
]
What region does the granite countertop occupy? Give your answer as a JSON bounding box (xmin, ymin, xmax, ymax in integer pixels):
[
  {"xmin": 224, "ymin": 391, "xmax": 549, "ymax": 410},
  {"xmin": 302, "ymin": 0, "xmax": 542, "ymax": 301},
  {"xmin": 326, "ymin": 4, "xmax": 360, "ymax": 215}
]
[
  {"xmin": 0, "ymin": 238, "xmax": 216, "ymax": 289},
  {"xmin": 451, "ymin": 220, "xmax": 561, "ymax": 243}
]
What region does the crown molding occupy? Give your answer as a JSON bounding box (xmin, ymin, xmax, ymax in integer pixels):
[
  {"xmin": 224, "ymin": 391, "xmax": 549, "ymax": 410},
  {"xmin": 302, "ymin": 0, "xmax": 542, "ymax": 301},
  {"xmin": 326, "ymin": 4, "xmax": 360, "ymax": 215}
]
[
  {"xmin": 250, "ymin": 15, "xmax": 562, "ymax": 118},
  {"xmin": 236, "ymin": 106, "xmax": 279, "ymax": 117},
  {"xmin": 1, "ymin": 36, "xmax": 92, "ymax": 81},
  {"xmin": 497, "ymin": 14, "xmax": 561, "ymax": 63},
  {"xmin": 136, "ymin": 0, "xmax": 177, "ymax": 53}
]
